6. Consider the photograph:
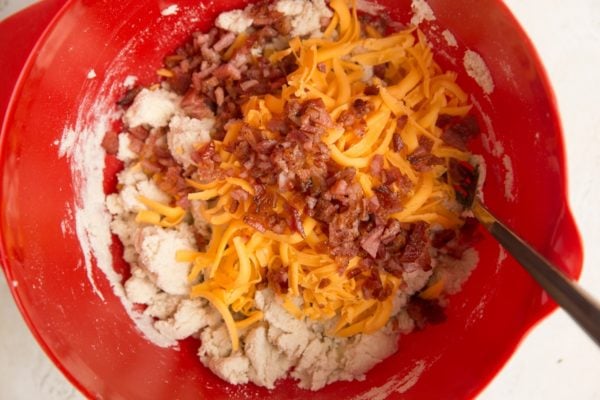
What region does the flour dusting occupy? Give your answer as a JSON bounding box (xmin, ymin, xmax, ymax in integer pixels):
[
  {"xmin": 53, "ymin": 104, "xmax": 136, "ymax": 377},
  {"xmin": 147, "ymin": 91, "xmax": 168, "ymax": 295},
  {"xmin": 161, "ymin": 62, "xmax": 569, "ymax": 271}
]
[
  {"xmin": 502, "ymin": 154, "xmax": 515, "ymax": 201},
  {"xmin": 60, "ymin": 111, "xmax": 116, "ymax": 302},
  {"xmin": 123, "ymin": 75, "xmax": 138, "ymax": 88},
  {"xmin": 496, "ymin": 245, "xmax": 508, "ymax": 272},
  {"xmin": 470, "ymin": 97, "xmax": 515, "ymax": 201},
  {"xmin": 463, "ymin": 50, "xmax": 494, "ymax": 95},
  {"xmin": 351, "ymin": 361, "xmax": 426, "ymax": 400},
  {"xmin": 161, "ymin": 4, "xmax": 179, "ymax": 16},
  {"xmin": 356, "ymin": 0, "xmax": 385, "ymax": 15},
  {"xmin": 441, "ymin": 29, "xmax": 457, "ymax": 47},
  {"xmin": 410, "ymin": 0, "xmax": 435, "ymax": 26}
]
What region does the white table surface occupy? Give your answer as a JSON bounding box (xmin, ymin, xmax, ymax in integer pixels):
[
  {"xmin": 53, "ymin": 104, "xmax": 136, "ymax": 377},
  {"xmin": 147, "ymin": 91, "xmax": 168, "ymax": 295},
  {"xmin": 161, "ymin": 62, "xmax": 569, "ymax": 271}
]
[{"xmin": 1, "ymin": 0, "xmax": 599, "ymax": 399}]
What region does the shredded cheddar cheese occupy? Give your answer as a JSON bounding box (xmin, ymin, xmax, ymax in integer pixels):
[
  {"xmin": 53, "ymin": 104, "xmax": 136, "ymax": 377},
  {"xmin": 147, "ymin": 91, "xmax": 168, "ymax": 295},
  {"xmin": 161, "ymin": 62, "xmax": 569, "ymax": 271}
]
[{"xmin": 134, "ymin": 0, "xmax": 475, "ymax": 351}]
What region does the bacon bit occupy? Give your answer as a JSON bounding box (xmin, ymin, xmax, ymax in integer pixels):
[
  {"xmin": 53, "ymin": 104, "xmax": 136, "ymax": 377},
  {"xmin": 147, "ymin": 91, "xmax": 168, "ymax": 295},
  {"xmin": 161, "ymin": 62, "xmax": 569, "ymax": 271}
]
[
  {"xmin": 373, "ymin": 63, "xmax": 387, "ymax": 79},
  {"xmin": 128, "ymin": 126, "xmax": 150, "ymax": 141},
  {"xmin": 244, "ymin": 214, "xmax": 268, "ymax": 233},
  {"xmin": 193, "ymin": 141, "xmax": 216, "ymax": 163},
  {"xmin": 407, "ymin": 137, "xmax": 444, "ymax": 171},
  {"xmin": 240, "ymin": 79, "xmax": 259, "ymax": 91},
  {"xmin": 381, "ymin": 167, "xmax": 401, "ymax": 185},
  {"xmin": 194, "ymin": 64, "xmax": 218, "ymax": 80},
  {"xmin": 230, "ymin": 188, "xmax": 249, "ymax": 202},
  {"xmin": 431, "ymin": 229, "xmax": 456, "ymax": 248},
  {"xmin": 213, "ymin": 32, "xmax": 236, "ymax": 52},
  {"xmin": 128, "ymin": 135, "xmax": 144, "ymax": 154},
  {"xmin": 364, "ymin": 85, "xmax": 380, "ymax": 96},
  {"xmin": 440, "ymin": 114, "xmax": 480, "ymax": 151},
  {"xmin": 267, "ymin": 268, "xmax": 288, "ymax": 294},
  {"xmin": 330, "ymin": 179, "xmax": 349, "ymax": 196},
  {"xmin": 392, "ymin": 133, "xmax": 404, "ymax": 152},
  {"xmin": 361, "ymin": 270, "xmax": 392, "ymax": 300},
  {"xmin": 141, "ymin": 160, "xmax": 162, "ymax": 174},
  {"xmin": 214, "ymin": 86, "xmax": 225, "ymax": 106},
  {"xmin": 181, "ymin": 91, "xmax": 215, "ymax": 119},
  {"xmin": 447, "ymin": 217, "xmax": 482, "ymax": 258},
  {"xmin": 318, "ymin": 278, "xmax": 331, "ymax": 288},
  {"xmin": 367, "ymin": 195, "xmax": 380, "ymax": 212},
  {"xmin": 373, "ymin": 185, "xmax": 402, "ymax": 213},
  {"xmin": 117, "ymin": 87, "xmax": 142, "ymax": 107},
  {"xmin": 316, "ymin": 62, "xmax": 327, "ymax": 73},
  {"xmin": 400, "ymin": 223, "xmax": 431, "ymax": 270},
  {"xmin": 346, "ymin": 263, "xmax": 367, "ymax": 279},
  {"xmin": 228, "ymin": 199, "xmax": 240, "ymax": 213},
  {"xmin": 167, "ymin": 69, "xmax": 192, "ymax": 95},
  {"xmin": 213, "ymin": 63, "xmax": 242, "ymax": 80},
  {"xmin": 360, "ymin": 225, "xmax": 385, "ymax": 258},
  {"xmin": 101, "ymin": 131, "xmax": 119, "ymax": 155},
  {"xmin": 396, "ymin": 115, "xmax": 408, "ymax": 130},
  {"xmin": 369, "ymin": 154, "xmax": 384, "ymax": 178},
  {"xmin": 352, "ymin": 98, "xmax": 372, "ymax": 115},
  {"xmin": 286, "ymin": 205, "xmax": 306, "ymax": 238},
  {"xmin": 381, "ymin": 219, "xmax": 404, "ymax": 245},
  {"xmin": 448, "ymin": 159, "xmax": 479, "ymax": 207},
  {"xmin": 407, "ymin": 296, "xmax": 446, "ymax": 329}
]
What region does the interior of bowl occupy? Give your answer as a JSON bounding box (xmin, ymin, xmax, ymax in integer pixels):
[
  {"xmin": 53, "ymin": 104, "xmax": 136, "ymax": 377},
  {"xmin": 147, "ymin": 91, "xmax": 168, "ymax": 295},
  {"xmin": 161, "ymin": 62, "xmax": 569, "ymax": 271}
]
[{"xmin": 0, "ymin": 0, "xmax": 583, "ymax": 399}]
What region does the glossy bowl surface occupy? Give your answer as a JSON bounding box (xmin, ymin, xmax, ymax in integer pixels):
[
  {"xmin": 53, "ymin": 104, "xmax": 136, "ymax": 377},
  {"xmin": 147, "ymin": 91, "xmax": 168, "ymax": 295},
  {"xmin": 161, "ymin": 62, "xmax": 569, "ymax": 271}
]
[{"xmin": 0, "ymin": 0, "xmax": 583, "ymax": 399}]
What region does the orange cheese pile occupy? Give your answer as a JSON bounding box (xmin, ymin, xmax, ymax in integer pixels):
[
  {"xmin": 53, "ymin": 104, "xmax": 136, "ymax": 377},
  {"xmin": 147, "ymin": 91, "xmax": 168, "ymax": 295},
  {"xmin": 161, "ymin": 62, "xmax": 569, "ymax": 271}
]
[{"xmin": 136, "ymin": 0, "xmax": 473, "ymax": 351}]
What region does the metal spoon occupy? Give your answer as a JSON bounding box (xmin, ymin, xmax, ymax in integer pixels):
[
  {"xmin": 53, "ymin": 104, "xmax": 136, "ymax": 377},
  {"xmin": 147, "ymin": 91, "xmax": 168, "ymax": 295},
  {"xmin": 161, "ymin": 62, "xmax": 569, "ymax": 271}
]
[{"xmin": 472, "ymin": 198, "xmax": 600, "ymax": 347}]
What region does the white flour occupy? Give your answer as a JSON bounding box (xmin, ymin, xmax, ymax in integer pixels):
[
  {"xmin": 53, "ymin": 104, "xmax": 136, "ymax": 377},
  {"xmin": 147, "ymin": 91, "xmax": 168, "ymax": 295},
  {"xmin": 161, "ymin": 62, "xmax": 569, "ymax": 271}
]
[
  {"xmin": 502, "ymin": 154, "xmax": 515, "ymax": 201},
  {"xmin": 161, "ymin": 4, "xmax": 179, "ymax": 16},
  {"xmin": 463, "ymin": 50, "xmax": 494, "ymax": 95},
  {"xmin": 356, "ymin": 0, "xmax": 385, "ymax": 15},
  {"xmin": 410, "ymin": 0, "xmax": 435, "ymax": 26},
  {"xmin": 123, "ymin": 75, "xmax": 138, "ymax": 88},
  {"xmin": 470, "ymin": 96, "xmax": 515, "ymax": 201},
  {"xmin": 351, "ymin": 360, "xmax": 426, "ymax": 400},
  {"xmin": 442, "ymin": 29, "xmax": 457, "ymax": 47}
]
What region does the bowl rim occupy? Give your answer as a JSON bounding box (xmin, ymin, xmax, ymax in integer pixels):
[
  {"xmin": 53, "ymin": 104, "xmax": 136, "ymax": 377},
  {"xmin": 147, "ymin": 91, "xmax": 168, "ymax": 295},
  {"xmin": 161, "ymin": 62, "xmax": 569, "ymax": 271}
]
[{"xmin": 0, "ymin": 0, "xmax": 584, "ymax": 399}]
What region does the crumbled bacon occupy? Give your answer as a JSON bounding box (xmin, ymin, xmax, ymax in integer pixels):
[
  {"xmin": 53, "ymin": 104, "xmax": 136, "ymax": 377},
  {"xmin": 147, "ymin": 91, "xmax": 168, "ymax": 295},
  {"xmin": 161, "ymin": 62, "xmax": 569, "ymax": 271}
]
[
  {"xmin": 181, "ymin": 90, "xmax": 215, "ymax": 119},
  {"xmin": 360, "ymin": 225, "xmax": 385, "ymax": 258},
  {"xmin": 407, "ymin": 296, "xmax": 446, "ymax": 329},
  {"xmin": 364, "ymin": 85, "xmax": 380, "ymax": 96},
  {"xmin": 373, "ymin": 63, "xmax": 387, "ymax": 79},
  {"xmin": 399, "ymin": 222, "xmax": 431, "ymax": 270},
  {"xmin": 267, "ymin": 267, "xmax": 288, "ymax": 294},
  {"xmin": 439, "ymin": 114, "xmax": 480, "ymax": 151},
  {"xmin": 431, "ymin": 229, "xmax": 456, "ymax": 248},
  {"xmin": 370, "ymin": 154, "xmax": 384, "ymax": 178},
  {"xmin": 214, "ymin": 86, "xmax": 225, "ymax": 106},
  {"xmin": 129, "ymin": 126, "xmax": 150, "ymax": 141},
  {"xmin": 101, "ymin": 130, "xmax": 119, "ymax": 155},
  {"xmin": 244, "ymin": 214, "xmax": 268, "ymax": 233},
  {"xmin": 318, "ymin": 278, "xmax": 331, "ymax": 288},
  {"xmin": 213, "ymin": 32, "xmax": 236, "ymax": 52},
  {"xmin": 407, "ymin": 136, "xmax": 444, "ymax": 171},
  {"xmin": 117, "ymin": 87, "xmax": 142, "ymax": 107},
  {"xmin": 446, "ymin": 217, "xmax": 482, "ymax": 258}
]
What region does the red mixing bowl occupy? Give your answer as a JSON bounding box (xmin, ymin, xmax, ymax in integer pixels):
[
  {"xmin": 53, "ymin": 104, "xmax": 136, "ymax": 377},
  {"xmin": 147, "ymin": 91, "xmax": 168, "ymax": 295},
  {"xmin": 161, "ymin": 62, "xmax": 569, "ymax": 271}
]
[{"xmin": 0, "ymin": 0, "xmax": 583, "ymax": 399}]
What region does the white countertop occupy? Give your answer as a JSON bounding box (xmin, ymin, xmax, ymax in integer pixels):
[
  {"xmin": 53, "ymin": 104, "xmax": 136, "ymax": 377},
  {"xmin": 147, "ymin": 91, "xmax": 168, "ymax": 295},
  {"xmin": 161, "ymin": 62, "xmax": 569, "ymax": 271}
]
[{"xmin": 1, "ymin": 0, "xmax": 599, "ymax": 399}]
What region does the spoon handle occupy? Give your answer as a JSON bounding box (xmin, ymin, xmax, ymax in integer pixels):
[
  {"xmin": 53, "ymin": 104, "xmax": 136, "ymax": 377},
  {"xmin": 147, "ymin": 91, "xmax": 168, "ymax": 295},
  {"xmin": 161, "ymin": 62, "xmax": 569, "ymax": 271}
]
[{"xmin": 472, "ymin": 199, "xmax": 600, "ymax": 347}]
